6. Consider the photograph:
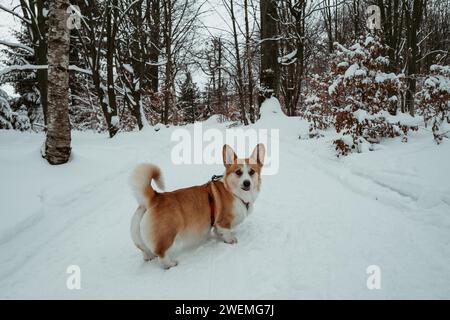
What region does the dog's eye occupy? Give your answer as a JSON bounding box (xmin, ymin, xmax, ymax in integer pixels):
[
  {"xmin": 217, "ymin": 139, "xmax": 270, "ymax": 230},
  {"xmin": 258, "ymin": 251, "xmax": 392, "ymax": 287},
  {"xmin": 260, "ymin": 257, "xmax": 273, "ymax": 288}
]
[
  {"xmin": 249, "ymin": 169, "xmax": 255, "ymax": 176},
  {"xmin": 235, "ymin": 170, "xmax": 243, "ymax": 176}
]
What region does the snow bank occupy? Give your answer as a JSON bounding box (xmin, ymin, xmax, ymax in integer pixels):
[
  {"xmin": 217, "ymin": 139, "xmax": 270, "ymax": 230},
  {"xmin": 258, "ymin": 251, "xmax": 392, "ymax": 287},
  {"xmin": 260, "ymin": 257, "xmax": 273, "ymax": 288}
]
[
  {"xmin": 259, "ymin": 97, "xmax": 286, "ymax": 119},
  {"xmin": 0, "ymin": 131, "xmax": 140, "ymax": 243},
  {"xmin": 0, "ymin": 108, "xmax": 449, "ymax": 299}
]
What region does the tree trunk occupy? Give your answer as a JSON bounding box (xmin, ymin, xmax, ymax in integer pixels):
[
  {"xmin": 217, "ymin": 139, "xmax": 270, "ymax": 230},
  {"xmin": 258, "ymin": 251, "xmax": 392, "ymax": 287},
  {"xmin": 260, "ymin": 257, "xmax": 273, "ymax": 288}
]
[
  {"xmin": 45, "ymin": 0, "xmax": 71, "ymax": 164},
  {"xmin": 323, "ymin": 0, "xmax": 334, "ymax": 54},
  {"xmin": 80, "ymin": 0, "xmax": 118, "ymax": 138},
  {"xmin": 149, "ymin": 0, "xmax": 160, "ymax": 93},
  {"xmin": 230, "ymin": 0, "xmax": 248, "ymax": 125},
  {"xmin": 105, "ymin": 0, "xmax": 119, "ymax": 137},
  {"xmin": 352, "ymin": 0, "xmax": 359, "ymax": 36},
  {"xmin": 260, "ymin": 0, "xmax": 280, "ymax": 105},
  {"xmin": 132, "ymin": 1, "xmax": 145, "ymax": 130},
  {"xmin": 378, "ymin": 0, "xmax": 402, "ymax": 72},
  {"xmin": 216, "ymin": 38, "xmax": 224, "ymax": 117},
  {"xmin": 36, "ymin": 0, "xmax": 48, "ymax": 126},
  {"xmin": 405, "ymin": 0, "xmax": 424, "ymax": 116},
  {"xmin": 162, "ymin": 0, "xmax": 173, "ymax": 125},
  {"xmin": 280, "ymin": 0, "xmax": 305, "ymax": 117},
  {"xmin": 244, "ymin": 0, "xmax": 255, "ymax": 123}
]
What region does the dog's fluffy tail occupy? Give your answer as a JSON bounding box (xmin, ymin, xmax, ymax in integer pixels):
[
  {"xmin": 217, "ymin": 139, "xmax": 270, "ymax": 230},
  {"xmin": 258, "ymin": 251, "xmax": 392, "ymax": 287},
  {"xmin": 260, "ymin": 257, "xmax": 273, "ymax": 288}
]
[{"xmin": 129, "ymin": 163, "xmax": 165, "ymax": 207}]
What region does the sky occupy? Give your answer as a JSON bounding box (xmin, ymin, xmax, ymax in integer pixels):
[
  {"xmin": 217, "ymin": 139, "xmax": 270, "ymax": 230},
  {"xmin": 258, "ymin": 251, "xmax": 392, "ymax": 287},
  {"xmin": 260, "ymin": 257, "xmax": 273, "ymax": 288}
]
[
  {"xmin": 192, "ymin": 0, "xmax": 258, "ymax": 87},
  {"xmin": 0, "ymin": 0, "xmax": 19, "ymax": 43}
]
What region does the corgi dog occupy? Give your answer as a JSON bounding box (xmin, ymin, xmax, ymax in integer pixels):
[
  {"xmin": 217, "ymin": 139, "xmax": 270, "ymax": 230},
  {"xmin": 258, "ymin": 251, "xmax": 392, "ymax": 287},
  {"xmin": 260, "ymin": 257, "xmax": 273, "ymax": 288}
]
[{"xmin": 129, "ymin": 143, "xmax": 265, "ymax": 269}]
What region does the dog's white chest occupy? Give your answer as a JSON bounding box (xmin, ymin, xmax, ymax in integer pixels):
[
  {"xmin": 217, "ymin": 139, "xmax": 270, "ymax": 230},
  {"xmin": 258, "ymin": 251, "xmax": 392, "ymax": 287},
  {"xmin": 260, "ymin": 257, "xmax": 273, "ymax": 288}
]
[{"xmin": 232, "ymin": 200, "xmax": 253, "ymax": 227}]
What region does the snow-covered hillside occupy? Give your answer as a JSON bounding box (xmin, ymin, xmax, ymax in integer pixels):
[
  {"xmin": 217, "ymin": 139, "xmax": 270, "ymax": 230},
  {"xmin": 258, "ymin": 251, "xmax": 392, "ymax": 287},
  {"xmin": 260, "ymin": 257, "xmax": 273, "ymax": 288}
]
[{"xmin": 0, "ymin": 99, "xmax": 449, "ymax": 299}]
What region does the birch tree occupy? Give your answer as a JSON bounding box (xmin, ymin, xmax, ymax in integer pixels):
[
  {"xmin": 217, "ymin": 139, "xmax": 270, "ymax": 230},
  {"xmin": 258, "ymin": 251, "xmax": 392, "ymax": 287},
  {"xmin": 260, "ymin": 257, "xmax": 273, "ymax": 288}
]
[{"xmin": 44, "ymin": 0, "xmax": 71, "ymax": 164}]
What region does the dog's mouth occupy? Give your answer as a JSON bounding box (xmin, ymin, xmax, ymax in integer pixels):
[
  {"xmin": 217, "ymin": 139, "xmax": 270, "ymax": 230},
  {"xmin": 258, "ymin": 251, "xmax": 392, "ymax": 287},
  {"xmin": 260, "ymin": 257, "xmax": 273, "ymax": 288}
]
[{"xmin": 241, "ymin": 186, "xmax": 251, "ymax": 191}]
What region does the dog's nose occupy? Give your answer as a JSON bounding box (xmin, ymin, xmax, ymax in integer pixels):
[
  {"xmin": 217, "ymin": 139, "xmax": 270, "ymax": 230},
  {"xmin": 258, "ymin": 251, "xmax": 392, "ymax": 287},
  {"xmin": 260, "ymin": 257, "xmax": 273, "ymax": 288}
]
[{"xmin": 243, "ymin": 180, "xmax": 251, "ymax": 188}]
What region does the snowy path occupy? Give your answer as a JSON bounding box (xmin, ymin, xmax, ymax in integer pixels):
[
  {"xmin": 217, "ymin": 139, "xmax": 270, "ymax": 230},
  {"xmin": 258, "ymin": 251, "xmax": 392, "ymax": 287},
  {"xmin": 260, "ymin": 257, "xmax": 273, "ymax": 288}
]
[{"xmin": 0, "ymin": 117, "xmax": 449, "ymax": 299}]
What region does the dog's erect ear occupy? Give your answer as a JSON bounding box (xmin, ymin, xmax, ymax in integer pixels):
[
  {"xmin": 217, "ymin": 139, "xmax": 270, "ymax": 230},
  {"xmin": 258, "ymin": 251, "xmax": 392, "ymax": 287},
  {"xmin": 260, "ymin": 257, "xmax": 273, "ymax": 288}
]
[
  {"xmin": 223, "ymin": 144, "xmax": 237, "ymax": 167},
  {"xmin": 250, "ymin": 143, "xmax": 265, "ymax": 166}
]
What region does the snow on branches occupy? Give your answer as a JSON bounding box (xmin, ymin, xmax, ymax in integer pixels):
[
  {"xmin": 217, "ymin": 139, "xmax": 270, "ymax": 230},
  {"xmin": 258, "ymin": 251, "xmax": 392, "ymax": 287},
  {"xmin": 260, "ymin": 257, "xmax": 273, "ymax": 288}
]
[
  {"xmin": 329, "ymin": 35, "xmax": 419, "ymax": 155},
  {"xmin": 0, "ymin": 89, "xmax": 31, "ymax": 131},
  {"xmin": 302, "ymin": 35, "xmax": 420, "ymax": 156},
  {"xmin": 416, "ymin": 64, "xmax": 450, "ymax": 144}
]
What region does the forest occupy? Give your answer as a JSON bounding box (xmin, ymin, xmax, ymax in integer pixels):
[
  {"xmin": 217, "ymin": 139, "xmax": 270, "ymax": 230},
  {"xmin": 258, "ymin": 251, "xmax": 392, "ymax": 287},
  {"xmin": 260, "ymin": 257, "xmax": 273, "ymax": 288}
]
[
  {"xmin": 1, "ymin": 1, "xmax": 450, "ymax": 300},
  {"xmin": 0, "ymin": 0, "xmax": 449, "ymax": 162}
]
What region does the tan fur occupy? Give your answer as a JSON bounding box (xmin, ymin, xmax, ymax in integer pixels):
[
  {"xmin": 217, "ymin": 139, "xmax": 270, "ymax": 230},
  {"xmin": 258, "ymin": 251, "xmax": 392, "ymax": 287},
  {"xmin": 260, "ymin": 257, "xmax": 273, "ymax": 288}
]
[
  {"xmin": 130, "ymin": 144, "xmax": 264, "ymax": 268},
  {"xmin": 136, "ymin": 179, "xmax": 236, "ymax": 257},
  {"xmin": 129, "ymin": 164, "xmax": 164, "ymax": 206}
]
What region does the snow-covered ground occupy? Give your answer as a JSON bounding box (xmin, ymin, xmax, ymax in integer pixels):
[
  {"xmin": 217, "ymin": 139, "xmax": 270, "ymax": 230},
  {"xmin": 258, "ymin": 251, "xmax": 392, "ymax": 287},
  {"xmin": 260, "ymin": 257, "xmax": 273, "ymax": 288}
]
[{"xmin": 0, "ymin": 99, "xmax": 449, "ymax": 299}]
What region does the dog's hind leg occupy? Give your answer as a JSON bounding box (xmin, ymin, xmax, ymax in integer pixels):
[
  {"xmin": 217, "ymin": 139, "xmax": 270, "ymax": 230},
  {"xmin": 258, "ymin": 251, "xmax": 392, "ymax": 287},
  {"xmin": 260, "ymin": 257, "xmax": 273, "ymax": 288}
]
[
  {"xmin": 156, "ymin": 241, "xmax": 178, "ymax": 270},
  {"xmin": 152, "ymin": 230, "xmax": 178, "ymax": 269},
  {"xmin": 139, "ymin": 209, "xmax": 179, "ymax": 269},
  {"xmin": 130, "ymin": 205, "xmax": 156, "ymax": 261}
]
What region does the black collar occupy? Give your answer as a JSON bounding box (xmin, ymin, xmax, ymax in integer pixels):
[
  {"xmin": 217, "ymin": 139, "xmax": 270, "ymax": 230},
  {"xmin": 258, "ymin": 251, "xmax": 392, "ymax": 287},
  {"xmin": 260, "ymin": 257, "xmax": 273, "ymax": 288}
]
[{"xmin": 211, "ymin": 174, "xmax": 223, "ymax": 181}]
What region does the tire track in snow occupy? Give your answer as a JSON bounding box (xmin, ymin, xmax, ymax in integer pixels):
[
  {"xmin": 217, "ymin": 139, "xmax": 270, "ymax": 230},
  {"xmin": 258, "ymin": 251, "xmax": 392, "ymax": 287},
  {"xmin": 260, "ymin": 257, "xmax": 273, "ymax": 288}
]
[
  {"xmin": 0, "ymin": 164, "xmax": 132, "ymax": 282},
  {"xmin": 0, "ymin": 138, "xmax": 173, "ymax": 283},
  {"xmin": 285, "ymin": 137, "xmax": 418, "ymax": 211},
  {"xmin": 288, "ymin": 137, "xmax": 450, "ymax": 231}
]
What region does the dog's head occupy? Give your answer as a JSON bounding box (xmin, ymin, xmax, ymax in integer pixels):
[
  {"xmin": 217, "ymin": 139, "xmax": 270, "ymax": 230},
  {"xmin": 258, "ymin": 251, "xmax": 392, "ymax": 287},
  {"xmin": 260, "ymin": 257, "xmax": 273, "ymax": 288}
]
[{"xmin": 222, "ymin": 144, "xmax": 265, "ymax": 201}]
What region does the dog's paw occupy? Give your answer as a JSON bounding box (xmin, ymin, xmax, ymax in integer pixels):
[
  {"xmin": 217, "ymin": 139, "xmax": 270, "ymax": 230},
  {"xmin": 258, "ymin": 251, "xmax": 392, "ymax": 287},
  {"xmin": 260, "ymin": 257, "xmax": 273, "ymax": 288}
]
[
  {"xmin": 143, "ymin": 252, "xmax": 156, "ymax": 262},
  {"xmin": 162, "ymin": 259, "xmax": 178, "ymax": 269},
  {"xmin": 143, "ymin": 256, "xmax": 156, "ymax": 262},
  {"xmin": 223, "ymin": 236, "xmax": 238, "ymax": 244}
]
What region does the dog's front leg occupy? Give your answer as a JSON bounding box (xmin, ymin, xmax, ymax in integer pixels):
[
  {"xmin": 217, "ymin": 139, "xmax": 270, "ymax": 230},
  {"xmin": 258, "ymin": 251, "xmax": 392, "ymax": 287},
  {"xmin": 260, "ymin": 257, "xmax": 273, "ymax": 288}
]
[{"xmin": 214, "ymin": 226, "xmax": 237, "ymax": 244}]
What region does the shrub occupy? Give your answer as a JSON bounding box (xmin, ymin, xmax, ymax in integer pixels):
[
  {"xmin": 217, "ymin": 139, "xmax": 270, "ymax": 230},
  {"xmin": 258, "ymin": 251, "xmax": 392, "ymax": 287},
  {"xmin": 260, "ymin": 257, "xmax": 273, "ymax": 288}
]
[
  {"xmin": 416, "ymin": 64, "xmax": 450, "ymax": 144},
  {"xmin": 327, "ymin": 35, "xmax": 417, "ymax": 156}
]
